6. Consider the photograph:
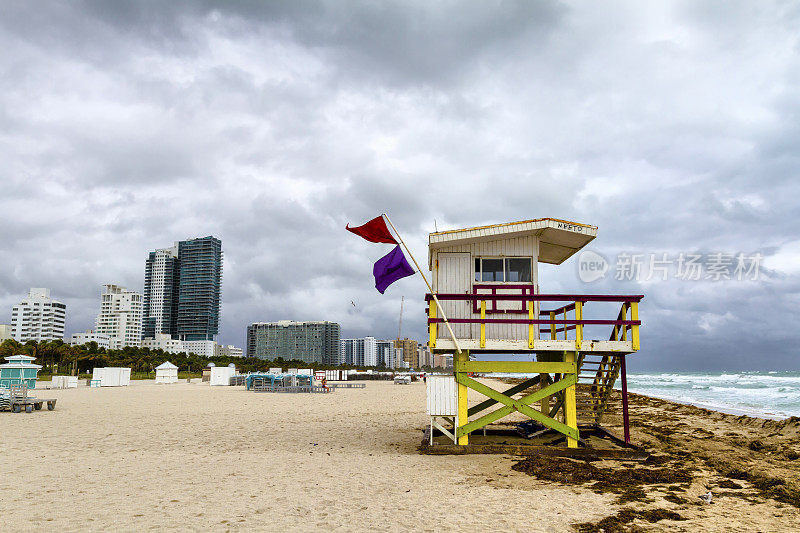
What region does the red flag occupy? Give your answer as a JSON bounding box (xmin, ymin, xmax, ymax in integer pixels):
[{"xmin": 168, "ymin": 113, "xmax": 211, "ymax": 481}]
[{"xmin": 346, "ymin": 216, "xmax": 398, "ymax": 244}]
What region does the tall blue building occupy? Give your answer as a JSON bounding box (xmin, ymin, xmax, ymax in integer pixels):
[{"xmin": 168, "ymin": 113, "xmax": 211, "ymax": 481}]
[
  {"xmin": 142, "ymin": 236, "xmax": 222, "ymax": 342},
  {"xmin": 177, "ymin": 236, "xmax": 223, "ymax": 341}
]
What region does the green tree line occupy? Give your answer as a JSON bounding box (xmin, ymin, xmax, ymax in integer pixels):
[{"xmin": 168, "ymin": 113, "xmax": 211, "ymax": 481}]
[{"xmin": 0, "ymin": 338, "xmax": 404, "ymax": 376}]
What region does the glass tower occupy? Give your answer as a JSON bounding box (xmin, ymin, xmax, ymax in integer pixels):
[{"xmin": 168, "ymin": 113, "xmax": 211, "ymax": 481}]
[{"xmin": 177, "ymin": 236, "xmax": 223, "ymax": 341}]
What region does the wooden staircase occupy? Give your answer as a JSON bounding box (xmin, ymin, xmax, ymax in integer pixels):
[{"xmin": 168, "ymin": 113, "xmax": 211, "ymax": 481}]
[{"xmin": 575, "ymin": 352, "xmax": 623, "ymax": 425}]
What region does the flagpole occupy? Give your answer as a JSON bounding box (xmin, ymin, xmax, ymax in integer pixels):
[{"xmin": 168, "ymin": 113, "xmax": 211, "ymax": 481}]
[{"xmin": 382, "ymin": 214, "xmax": 463, "ymax": 355}]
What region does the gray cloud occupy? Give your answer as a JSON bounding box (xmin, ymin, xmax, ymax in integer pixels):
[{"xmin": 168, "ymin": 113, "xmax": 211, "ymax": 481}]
[{"xmin": 1, "ymin": 1, "xmax": 799, "ymax": 371}]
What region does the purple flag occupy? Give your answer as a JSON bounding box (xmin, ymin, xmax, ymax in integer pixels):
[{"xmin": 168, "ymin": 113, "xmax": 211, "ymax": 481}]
[{"xmin": 373, "ymin": 245, "xmax": 415, "ymax": 294}]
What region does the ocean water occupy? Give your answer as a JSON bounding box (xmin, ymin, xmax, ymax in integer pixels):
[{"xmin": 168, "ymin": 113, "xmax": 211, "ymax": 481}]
[
  {"xmin": 626, "ymin": 371, "xmax": 800, "ymax": 420},
  {"xmin": 487, "ymin": 371, "xmax": 800, "ymax": 420}
]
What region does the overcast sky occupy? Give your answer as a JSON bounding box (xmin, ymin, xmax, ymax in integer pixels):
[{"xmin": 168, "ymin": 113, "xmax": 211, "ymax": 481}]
[{"xmin": 1, "ymin": 1, "xmax": 798, "ymax": 371}]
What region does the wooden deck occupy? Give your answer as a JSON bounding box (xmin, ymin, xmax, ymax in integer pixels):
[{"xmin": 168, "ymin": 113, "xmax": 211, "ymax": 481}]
[{"xmin": 420, "ymin": 424, "xmax": 648, "ymax": 461}]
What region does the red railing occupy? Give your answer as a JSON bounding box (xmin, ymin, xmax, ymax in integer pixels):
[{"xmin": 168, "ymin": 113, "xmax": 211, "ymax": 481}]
[{"xmin": 425, "ymin": 293, "xmax": 642, "ymax": 350}]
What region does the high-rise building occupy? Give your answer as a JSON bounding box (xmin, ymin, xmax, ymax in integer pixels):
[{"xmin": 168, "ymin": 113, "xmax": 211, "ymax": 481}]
[
  {"xmin": 394, "ymin": 338, "xmax": 419, "ymax": 368},
  {"xmin": 0, "ymin": 324, "xmax": 12, "ymax": 343},
  {"xmin": 142, "ymin": 236, "xmax": 222, "ymax": 342},
  {"xmin": 417, "ymin": 343, "xmax": 432, "ymax": 367},
  {"xmin": 247, "ymin": 321, "xmax": 340, "ymax": 364},
  {"xmin": 376, "ymin": 339, "xmax": 397, "ymax": 368},
  {"xmin": 177, "ymin": 236, "xmax": 222, "ymax": 341},
  {"xmin": 11, "ymin": 288, "xmax": 66, "ymax": 342},
  {"xmin": 143, "ymin": 245, "xmax": 179, "ymax": 339},
  {"xmin": 96, "ymin": 284, "xmax": 143, "ymax": 349},
  {"xmin": 340, "ymin": 337, "xmax": 377, "ymax": 366}
]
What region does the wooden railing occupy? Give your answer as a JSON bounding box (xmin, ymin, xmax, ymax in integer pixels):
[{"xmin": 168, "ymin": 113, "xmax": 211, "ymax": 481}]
[{"xmin": 425, "ymin": 293, "xmax": 642, "ymax": 351}]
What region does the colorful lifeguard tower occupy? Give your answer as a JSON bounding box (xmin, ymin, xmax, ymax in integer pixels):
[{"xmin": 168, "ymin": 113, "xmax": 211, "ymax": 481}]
[
  {"xmin": 0, "ymin": 355, "xmax": 42, "ymax": 389},
  {"xmin": 425, "ymin": 218, "xmax": 642, "ymax": 450}
]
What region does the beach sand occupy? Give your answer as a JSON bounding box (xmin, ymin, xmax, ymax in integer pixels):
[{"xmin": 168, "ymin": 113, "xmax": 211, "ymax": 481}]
[{"xmin": 1, "ymin": 379, "xmax": 798, "ymax": 531}]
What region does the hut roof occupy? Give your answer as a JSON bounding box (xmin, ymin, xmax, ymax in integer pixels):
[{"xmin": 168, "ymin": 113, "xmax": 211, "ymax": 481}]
[
  {"xmin": 155, "ymin": 361, "xmax": 178, "ymax": 370},
  {"xmin": 429, "ymin": 217, "xmax": 597, "ymax": 265},
  {"xmin": 5, "ymin": 354, "xmax": 37, "ymax": 363}
]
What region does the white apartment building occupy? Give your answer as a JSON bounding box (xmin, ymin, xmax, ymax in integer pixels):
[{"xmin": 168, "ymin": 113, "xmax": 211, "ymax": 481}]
[
  {"xmin": 69, "ymin": 330, "xmax": 111, "ymax": 349},
  {"xmin": 11, "ymin": 288, "xmax": 67, "ymax": 342},
  {"xmin": 182, "ymin": 340, "xmax": 219, "ymax": 358},
  {"xmin": 219, "ymin": 344, "xmax": 243, "ymax": 358},
  {"xmin": 340, "ymin": 337, "xmax": 377, "ymax": 366},
  {"xmin": 141, "ymin": 333, "xmax": 184, "ymax": 354},
  {"xmin": 96, "ymin": 284, "xmax": 143, "ymax": 349},
  {"xmin": 0, "ymin": 324, "xmax": 12, "ymax": 343},
  {"xmin": 141, "ymin": 335, "xmax": 244, "ymax": 358}
]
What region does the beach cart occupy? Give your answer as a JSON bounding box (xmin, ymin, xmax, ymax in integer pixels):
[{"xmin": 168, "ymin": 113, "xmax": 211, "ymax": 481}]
[{"xmin": 1, "ymin": 385, "xmax": 56, "ymax": 413}]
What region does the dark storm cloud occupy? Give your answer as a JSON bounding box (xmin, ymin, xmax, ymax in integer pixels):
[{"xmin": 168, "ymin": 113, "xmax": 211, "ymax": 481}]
[{"xmin": 1, "ymin": 1, "xmax": 799, "ymax": 370}]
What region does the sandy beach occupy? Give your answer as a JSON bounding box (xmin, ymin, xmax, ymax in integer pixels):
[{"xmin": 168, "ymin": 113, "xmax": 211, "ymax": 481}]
[{"xmin": 1, "ymin": 379, "xmax": 798, "ymax": 532}]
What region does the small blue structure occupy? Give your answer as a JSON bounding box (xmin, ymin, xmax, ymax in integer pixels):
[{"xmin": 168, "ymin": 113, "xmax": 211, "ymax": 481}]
[
  {"xmin": 0, "ymin": 355, "xmax": 42, "ymax": 389},
  {"xmin": 245, "ymin": 371, "xmax": 314, "ymax": 390}
]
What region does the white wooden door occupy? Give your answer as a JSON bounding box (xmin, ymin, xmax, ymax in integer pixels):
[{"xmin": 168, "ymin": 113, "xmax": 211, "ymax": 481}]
[{"xmin": 437, "ymin": 252, "xmax": 472, "ymax": 339}]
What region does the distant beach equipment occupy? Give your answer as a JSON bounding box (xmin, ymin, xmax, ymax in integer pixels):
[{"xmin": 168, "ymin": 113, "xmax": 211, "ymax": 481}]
[
  {"xmin": 92, "ymin": 367, "xmax": 131, "ymax": 387},
  {"xmin": 246, "ymin": 369, "xmax": 325, "ymax": 392},
  {"xmin": 155, "ymin": 362, "xmax": 179, "ymax": 384},
  {"xmin": 0, "ymin": 383, "xmax": 57, "ymax": 413},
  {"xmin": 325, "ymin": 370, "xmax": 348, "ymax": 381},
  {"xmin": 50, "ymin": 376, "xmax": 78, "ymax": 389},
  {"xmin": 210, "ymin": 365, "xmax": 236, "ymax": 386}
]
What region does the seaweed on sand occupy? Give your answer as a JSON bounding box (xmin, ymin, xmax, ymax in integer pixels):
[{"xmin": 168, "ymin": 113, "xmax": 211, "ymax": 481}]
[{"xmin": 574, "ymin": 508, "xmax": 684, "ymax": 532}]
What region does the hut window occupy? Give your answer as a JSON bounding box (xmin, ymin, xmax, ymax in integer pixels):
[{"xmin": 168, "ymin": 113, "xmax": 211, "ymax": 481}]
[
  {"xmin": 506, "ymin": 258, "xmax": 532, "ymax": 282},
  {"xmin": 474, "ymin": 257, "xmax": 532, "ymax": 282},
  {"xmin": 476, "ymin": 258, "xmax": 504, "ymax": 281}
]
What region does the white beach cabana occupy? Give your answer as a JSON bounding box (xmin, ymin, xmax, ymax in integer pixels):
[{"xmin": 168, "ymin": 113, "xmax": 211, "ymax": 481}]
[
  {"xmin": 155, "ymin": 361, "xmax": 179, "ymax": 384},
  {"xmin": 92, "ymin": 367, "xmax": 131, "ymax": 387},
  {"xmin": 209, "ymin": 365, "xmax": 236, "ymax": 386}
]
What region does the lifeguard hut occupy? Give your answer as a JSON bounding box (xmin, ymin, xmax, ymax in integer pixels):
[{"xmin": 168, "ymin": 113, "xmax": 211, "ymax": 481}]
[
  {"xmin": 0, "ymin": 355, "xmax": 42, "ymax": 389},
  {"xmin": 425, "ymin": 218, "xmax": 642, "ymax": 450}
]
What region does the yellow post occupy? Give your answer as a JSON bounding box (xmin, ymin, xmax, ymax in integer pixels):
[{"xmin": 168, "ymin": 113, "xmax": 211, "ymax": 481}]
[
  {"xmin": 528, "ymin": 300, "xmax": 535, "ymax": 349},
  {"xmin": 564, "ymin": 351, "xmax": 579, "ymax": 448},
  {"xmin": 630, "ymin": 301, "xmax": 640, "ymax": 351},
  {"xmin": 550, "ymin": 311, "xmax": 556, "ymax": 340},
  {"xmin": 539, "ymin": 373, "xmax": 550, "ymax": 414},
  {"xmin": 456, "ymin": 350, "xmax": 469, "ymax": 445},
  {"xmin": 480, "ymin": 300, "xmax": 486, "ymax": 349},
  {"xmin": 575, "ymin": 300, "xmax": 583, "ymax": 351},
  {"xmin": 428, "ymin": 303, "xmax": 437, "ymax": 348}
]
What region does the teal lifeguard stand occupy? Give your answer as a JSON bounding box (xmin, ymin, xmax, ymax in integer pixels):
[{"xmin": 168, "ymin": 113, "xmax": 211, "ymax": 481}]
[{"xmin": 0, "ymin": 355, "xmax": 42, "ymax": 389}]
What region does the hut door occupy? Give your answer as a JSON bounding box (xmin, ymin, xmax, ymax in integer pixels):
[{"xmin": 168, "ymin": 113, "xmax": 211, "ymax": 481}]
[{"xmin": 437, "ymin": 252, "xmax": 471, "ymax": 339}]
